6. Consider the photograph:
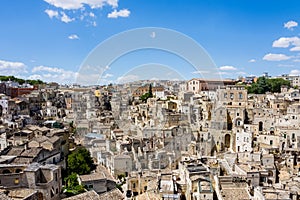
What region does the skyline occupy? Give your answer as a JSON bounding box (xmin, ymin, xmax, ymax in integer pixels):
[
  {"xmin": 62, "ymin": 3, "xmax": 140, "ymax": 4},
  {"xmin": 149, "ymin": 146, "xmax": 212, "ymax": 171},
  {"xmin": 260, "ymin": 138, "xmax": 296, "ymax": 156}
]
[{"xmin": 1, "ymin": 0, "xmax": 300, "ymax": 84}]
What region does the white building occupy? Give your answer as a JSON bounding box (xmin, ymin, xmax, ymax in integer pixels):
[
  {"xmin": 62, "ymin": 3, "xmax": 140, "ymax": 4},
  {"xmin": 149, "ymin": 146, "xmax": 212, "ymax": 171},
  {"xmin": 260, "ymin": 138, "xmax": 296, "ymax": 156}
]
[
  {"xmin": 277, "ymin": 74, "xmax": 300, "ymax": 88},
  {"xmin": 236, "ymin": 130, "xmax": 252, "ymax": 152},
  {"xmin": 45, "ymin": 106, "xmax": 57, "ymax": 117},
  {"xmin": 154, "ymin": 90, "xmax": 165, "ymax": 99},
  {"xmin": 0, "ymin": 131, "xmax": 7, "ymax": 151},
  {"xmin": 111, "ymin": 154, "xmax": 133, "ymax": 176},
  {"xmin": 0, "ymin": 94, "xmax": 9, "ymax": 116}
]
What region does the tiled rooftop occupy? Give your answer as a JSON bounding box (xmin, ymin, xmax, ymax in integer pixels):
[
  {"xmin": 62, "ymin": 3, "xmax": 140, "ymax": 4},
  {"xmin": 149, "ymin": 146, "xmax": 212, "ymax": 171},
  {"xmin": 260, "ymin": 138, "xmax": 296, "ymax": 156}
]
[{"xmin": 63, "ymin": 190, "xmax": 100, "ymax": 200}]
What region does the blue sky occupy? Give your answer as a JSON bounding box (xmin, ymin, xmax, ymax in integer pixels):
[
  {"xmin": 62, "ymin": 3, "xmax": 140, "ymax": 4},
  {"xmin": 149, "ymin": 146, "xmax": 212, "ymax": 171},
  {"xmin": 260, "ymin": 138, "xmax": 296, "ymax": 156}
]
[{"xmin": 1, "ymin": 0, "xmax": 300, "ymax": 84}]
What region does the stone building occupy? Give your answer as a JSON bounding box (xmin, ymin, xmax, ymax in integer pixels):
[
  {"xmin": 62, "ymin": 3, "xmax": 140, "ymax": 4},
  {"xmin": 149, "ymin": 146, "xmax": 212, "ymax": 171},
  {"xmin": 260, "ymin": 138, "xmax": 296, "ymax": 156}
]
[
  {"xmin": 78, "ymin": 172, "xmax": 116, "ymax": 194},
  {"xmin": 0, "ymin": 162, "xmax": 61, "ymax": 200},
  {"xmin": 187, "ymin": 79, "xmax": 236, "ymax": 94}
]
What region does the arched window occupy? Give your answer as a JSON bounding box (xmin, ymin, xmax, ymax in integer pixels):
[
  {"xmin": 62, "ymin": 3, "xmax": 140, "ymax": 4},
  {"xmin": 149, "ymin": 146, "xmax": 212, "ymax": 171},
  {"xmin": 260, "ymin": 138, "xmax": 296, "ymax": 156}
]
[{"xmin": 3, "ymin": 169, "xmax": 11, "ymax": 174}]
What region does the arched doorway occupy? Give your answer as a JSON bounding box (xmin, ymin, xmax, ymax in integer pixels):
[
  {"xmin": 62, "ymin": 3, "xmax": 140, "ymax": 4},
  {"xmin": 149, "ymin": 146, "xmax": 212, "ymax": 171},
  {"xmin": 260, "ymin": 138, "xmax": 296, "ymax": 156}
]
[
  {"xmin": 259, "ymin": 121, "xmax": 263, "ymax": 132},
  {"xmin": 225, "ymin": 134, "xmax": 231, "ymax": 148}
]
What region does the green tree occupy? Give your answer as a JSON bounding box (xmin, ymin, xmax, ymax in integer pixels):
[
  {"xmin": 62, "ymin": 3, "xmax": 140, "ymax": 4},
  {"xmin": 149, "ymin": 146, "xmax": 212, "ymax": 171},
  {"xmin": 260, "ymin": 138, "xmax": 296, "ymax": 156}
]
[
  {"xmin": 256, "ymin": 76, "xmax": 269, "ymax": 94},
  {"xmin": 67, "ymin": 147, "xmax": 94, "ymax": 175},
  {"xmin": 63, "ymin": 173, "xmax": 86, "ymax": 196},
  {"xmin": 140, "ymin": 93, "xmax": 149, "ymax": 102},
  {"xmin": 267, "ymin": 78, "xmax": 290, "ymax": 93},
  {"xmin": 0, "ymin": 76, "xmax": 45, "ymax": 85},
  {"xmin": 148, "ymin": 84, "xmax": 153, "ymax": 98},
  {"xmin": 65, "ymin": 173, "xmax": 79, "ymax": 188},
  {"xmin": 246, "ymin": 77, "xmax": 290, "ymax": 94},
  {"xmin": 27, "ymin": 79, "xmax": 44, "ymax": 85},
  {"xmin": 139, "ymin": 84, "xmax": 154, "ymax": 102}
]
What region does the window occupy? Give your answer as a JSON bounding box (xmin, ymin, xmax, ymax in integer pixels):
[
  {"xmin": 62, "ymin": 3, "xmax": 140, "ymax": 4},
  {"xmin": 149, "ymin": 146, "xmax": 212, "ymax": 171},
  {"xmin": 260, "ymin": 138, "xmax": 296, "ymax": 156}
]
[
  {"xmin": 270, "ymin": 140, "xmax": 273, "ymax": 145},
  {"xmin": 14, "ymin": 178, "xmax": 19, "ymax": 185},
  {"xmin": 239, "ymin": 93, "xmax": 243, "ymax": 99},
  {"xmin": 230, "ymin": 93, "xmax": 234, "ymax": 99},
  {"xmin": 224, "ymin": 93, "xmax": 227, "ymax": 98}
]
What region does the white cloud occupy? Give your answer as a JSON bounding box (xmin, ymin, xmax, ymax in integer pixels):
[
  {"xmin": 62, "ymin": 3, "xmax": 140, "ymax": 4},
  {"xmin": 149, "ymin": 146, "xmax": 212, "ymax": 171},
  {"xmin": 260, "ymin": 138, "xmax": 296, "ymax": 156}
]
[
  {"xmin": 284, "ymin": 20, "xmax": 298, "ymax": 30},
  {"xmin": 272, "ymin": 37, "xmax": 300, "ymax": 51},
  {"xmin": 248, "ymin": 59, "xmax": 256, "ymax": 63},
  {"xmin": 68, "ymin": 34, "xmax": 79, "ymax": 40},
  {"xmin": 28, "ymin": 74, "xmax": 43, "ymax": 80},
  {"xmin": 32, "ymin": 66, "xmax": 64, "ymax": 73},
  {"xmin": 192, "ymin": 70, "xmax": 210, "ymax": 74},
  {"xmin": 215, "ymin": 71, "xmax": 229, "ymax": 75},
  {"xmin": 102, "ymin": 73, "xmax": 113, "ymax": 78},
  {"xmin": 45, "ymin": 9, "xmax": 59, "ymax": 19},
  {"xmin": 116, "ymin": 74, "xmax": 139, "ymax": 83},
  {"xmin": 290, "ymin": 46, "xmax": 300, "ymax": 51},
  {"xmin": 0, "ymin": 60, "xmax": 27, "ymax": 76},
  {"xmin": 44, "ymin": 0, "xmax": 125, "ymax": 25},
  {"xmin": 263, "ymin": 53, "xmax": 291, "ymax": 61},
  {"xmin": 278, "ymin": 64, "xmax": 294, "ymax": 67},
  {"xmin": 219, "ymin": 65, "xmax": 237, "ymax": 71},
  {"xmin": 45, "ymin": 9, "xmax": 75, "ymax": 24},
  {"xmin": 290, "ymin": 69, "xmax": 300, "ymax": 76},
  {"xmin": 106, "ymin": 0, "xmax": 118, "ymax": 8},
  {"xmin": 293, "ymin": 59, "xmax": 300, "ymax": 62},
  {"xmin": 104, "ymin": 65, "xmax": 110, "ymax": 70},
  {"xmin": 236, "ymin": 71, "xmax": 247, "ymax": 75},
  {"xmin": 31, "ymin": 65, "xmax": 78, "ymax": 84},
  {"xmin": 61, "ymin": 12, "xmax": 74, "ymax": 23},
  {"xmin": 107, "ymin": 9, "xmax": 130, "ymax": 18},
  {"xmin": 89, "ymin": 12, "xmax": 95, "ymax": 17},
  {"xmin": 43, "ymin": 0, "xmax": 118, "ymax": 10}
]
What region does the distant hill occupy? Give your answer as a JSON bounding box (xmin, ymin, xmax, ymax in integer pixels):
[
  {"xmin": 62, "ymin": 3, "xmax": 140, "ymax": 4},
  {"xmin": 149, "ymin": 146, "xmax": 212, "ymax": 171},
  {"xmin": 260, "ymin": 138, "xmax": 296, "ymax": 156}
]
[{"xmin": 0, "ymin": 76, "xmax": 45, "ymax": 85}]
